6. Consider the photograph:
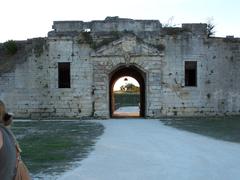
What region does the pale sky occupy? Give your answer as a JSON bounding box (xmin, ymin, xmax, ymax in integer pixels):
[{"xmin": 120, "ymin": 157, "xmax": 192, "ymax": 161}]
[
  {"xmin": 0, "ymin": 0, "xmax": 240, "ymax": 42},
  {"xmin": 114, "ymin": 76, "xmax": 140, "ymax": 91}
]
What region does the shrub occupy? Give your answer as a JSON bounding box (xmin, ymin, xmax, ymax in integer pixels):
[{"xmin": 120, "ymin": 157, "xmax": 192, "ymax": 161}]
[
  {"xmin": 78, "ymin": 31, "xmax": 93, "ymax": 44},
  {"xmin": 154, "ymin": 44, "xmax": 165, "ymax": 51},
  {"xmin": 3, "ymin": 40, "xmax": 18, "ymax": 55}
]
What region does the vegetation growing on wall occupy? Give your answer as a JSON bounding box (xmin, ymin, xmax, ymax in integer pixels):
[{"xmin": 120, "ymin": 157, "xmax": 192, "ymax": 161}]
[
  {"xmin": 93, "ymin": 31, "xmax": 121, "ymax": 50},
  {"xmin": 206, "ymin": 18, "xmax": 215, "ymax": 38},
  {"xmin": 152, "ymin": 44, "xmax": 165, "ymax": 51},
  {"xmin": 206, "ymin": 23, "xmax": 215, "ymax": 38},
  {"xmin": 0, "ymin": 40, "xmax": 30, "ymax": 75},
  {"xmin": 162, "ymin": 27, "xmax": 190, "ymax": 36},
  {"xmin": 78, "ymin": 31, "xmax": 121, "ymax": 50},
  {"xmin": 33, "ymin": 38, "xmax": 46, "ymax": 57},
  {"xmin": 78, "ymin": 30, "xmax": 165, "ymax": 52},
  {"xmin": 3, "ymin": 40, "xmax": 18, "ymax": 55},
  {"xmin": 78, "ymin": 31, "xmax": 94, "ymax": 45}
]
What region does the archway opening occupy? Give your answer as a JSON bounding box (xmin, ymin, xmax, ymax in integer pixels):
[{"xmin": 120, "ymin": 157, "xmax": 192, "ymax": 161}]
[
  {"xmin": 113, "ymin": 76, "xmax": 140, "ymax": 117},
  {"xmin": 109, "ymin": 65, "xmax": 145, "ymax": 118}
]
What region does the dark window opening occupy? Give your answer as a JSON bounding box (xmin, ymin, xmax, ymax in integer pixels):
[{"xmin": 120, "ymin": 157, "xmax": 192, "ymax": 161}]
[
  {"xmin": 185, "ymin": 61, "xmax": 197, "ymax": 87},
  {"xmin": 58, "ymin": 62, "xmax": 71, "ymax": 88}
]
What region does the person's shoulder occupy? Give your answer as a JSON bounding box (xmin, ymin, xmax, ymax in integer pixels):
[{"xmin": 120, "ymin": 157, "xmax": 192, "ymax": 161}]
[
  {"xmin": 0, "ymin": 125, "xmax": 5, "ymax": 132},
  {"xmin": 0, "ymin": 125, "xmax": 7, "ymax": 132}
]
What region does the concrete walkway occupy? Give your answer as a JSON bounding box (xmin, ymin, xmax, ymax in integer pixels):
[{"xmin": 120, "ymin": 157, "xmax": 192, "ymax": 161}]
[
  {"xmin": 113, "ymin": 106, "xmax": 140, "ymax": 117},
  {"xmin": 58, "ymin": 119, "xmax": 240, "ymax": 180}
]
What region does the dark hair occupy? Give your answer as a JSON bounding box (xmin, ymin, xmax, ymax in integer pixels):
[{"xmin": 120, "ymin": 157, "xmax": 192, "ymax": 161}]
[{"xmin": 3, "ymin": 113, "xmax": 12, "ymax": 126}]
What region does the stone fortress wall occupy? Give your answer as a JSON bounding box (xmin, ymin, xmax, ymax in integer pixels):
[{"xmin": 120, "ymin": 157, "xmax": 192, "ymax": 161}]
[{"xmin": 0, "ymin": 17, "xmax": 240, "ymax": 119}]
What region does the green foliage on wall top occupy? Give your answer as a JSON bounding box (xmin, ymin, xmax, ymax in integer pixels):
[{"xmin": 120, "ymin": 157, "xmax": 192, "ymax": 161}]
[{"xmin": 3, "ymin": 40, "xmax": 18, "ymax": 55}]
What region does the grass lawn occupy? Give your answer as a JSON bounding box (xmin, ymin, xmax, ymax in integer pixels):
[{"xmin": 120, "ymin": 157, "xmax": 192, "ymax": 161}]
[
  {"xmin": 11, "ymin": 120, "xmax": 104, "ymax": 179},
  {"xmin": 160, "ymin": 116, "xmax": 240, "ymax": 143}
]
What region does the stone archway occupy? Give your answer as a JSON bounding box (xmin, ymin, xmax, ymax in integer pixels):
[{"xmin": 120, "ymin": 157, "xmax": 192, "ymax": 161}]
[{"xmin": 109, "ymin": 65, "xmax": 146, "ymax": 118}]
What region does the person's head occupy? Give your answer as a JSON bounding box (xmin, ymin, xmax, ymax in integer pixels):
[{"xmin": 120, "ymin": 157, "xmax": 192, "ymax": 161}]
[{"xmin": 0, "ymin": 100, "xmax": 12, "ymax": 126}]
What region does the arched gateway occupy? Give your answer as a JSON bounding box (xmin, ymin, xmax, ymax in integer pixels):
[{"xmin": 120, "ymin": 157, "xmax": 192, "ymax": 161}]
[{"xmin": 109, "ymin": 65, "xmax": 146, "ymax": 117}]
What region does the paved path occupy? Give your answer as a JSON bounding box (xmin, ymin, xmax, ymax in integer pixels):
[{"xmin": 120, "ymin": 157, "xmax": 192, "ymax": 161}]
[
  {"xmin": 113, "ymin": 106, "xmax": 140, "ymax": 117},
  {"xmin": 59, "ymin": 119, "xmax": 240, "ymax": 180}
]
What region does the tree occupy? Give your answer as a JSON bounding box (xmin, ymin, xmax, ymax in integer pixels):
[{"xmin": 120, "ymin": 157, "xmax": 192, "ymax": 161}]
[
  {"xmin": 120, "ymin": 85, "xmax": 126, "ymax": 91},
  {"xmin": 206, "ymin": 17, "xmax": 215, "ymax": 38},
  {"xmin": 119, "ymin": 83, "xmax": 139, "ymax": 93}
]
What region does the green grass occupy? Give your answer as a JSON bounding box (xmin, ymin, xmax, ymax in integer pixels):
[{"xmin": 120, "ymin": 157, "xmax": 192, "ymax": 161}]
[
  {"xmin": 11, "ymin": 120, "xmax": 104, "ymax": 179},
  {"xmin": 160, "ymin": 116, "xmax": 240, "ymax": 143}
]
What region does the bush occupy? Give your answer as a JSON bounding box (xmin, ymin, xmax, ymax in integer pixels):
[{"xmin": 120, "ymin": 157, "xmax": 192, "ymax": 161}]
[
  {"xmin": 3, "ymin": 40, "xmax": 18, "ymax": 55},
  {"xmin": 78, "ymin": 31, "xmax": 93, "ymax": 44}
]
